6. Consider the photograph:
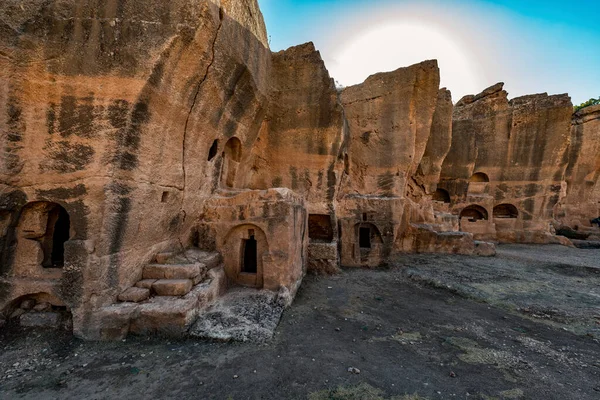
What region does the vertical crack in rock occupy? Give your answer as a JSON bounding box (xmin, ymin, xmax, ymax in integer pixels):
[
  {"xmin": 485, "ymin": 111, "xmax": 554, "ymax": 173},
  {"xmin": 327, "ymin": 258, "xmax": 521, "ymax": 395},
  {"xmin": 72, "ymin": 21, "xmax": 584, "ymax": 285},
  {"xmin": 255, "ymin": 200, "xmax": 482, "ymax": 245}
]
[{"xmin": 182, "ymin": 10, "xmax": 224, "ymax": 194}]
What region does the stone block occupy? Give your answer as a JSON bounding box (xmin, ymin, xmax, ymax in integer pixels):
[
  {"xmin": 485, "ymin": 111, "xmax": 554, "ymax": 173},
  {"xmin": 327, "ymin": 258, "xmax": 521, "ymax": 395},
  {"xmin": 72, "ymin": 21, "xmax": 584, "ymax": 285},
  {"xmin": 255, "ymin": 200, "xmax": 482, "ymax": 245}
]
[
  {"xmin": 474, "ymin": 241, "xmax": 496, "ymax": 257},
  {"xmin": 20, "ymin": 312, "xmax": 62, "ymax": 329},
  {"xmin": 308, "ymin": 242, "xmax": 340, "ymax": 275},
  {"xmin": 135, "ymin": 279, "xmax": 157, "ymax": 289},
  {"xmin": 194, "ymin": 267, "xmax": 227, "ymax": 310},
  {"xmin": 152, "ymin": 279, "xmax": 193, "ymax": 296},
  {"xmin": 74, "ymin": 304, "xmax": 139, "ymax": 341},
  {"xmin": 130, "ymin": 296, "xmax": 198, "ymax": 337},
  {"xmin": 118, "ymin": 287, "xmax": 150, "ymax": 303},
  {"xmin": 187, "ymin": 250, "xmax": 222, "ymax": 269},
  {"xmin": 155, "ymin": 252, "xmax": 175, "ymax": 264},
  {"xmin": 143, "ymin": 264, "xmax": 201, "ymax": 280}
]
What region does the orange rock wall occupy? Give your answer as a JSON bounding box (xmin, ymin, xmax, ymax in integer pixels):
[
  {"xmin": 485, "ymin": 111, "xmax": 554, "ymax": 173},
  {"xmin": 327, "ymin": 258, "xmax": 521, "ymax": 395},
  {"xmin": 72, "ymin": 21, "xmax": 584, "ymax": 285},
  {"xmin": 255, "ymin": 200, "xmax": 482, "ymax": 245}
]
[
  {"xmin": 560, "ymin": 105, "xmax": 600, "ymax": 230},
  {"xmin": 1, "ymin": 0, "xmax": 597, "ymax": 338},
  {"xmin": 0, "ymin": 0, "xmax": 273, "ymax": 323},
  {"xmin": 439, "ymin": 84, "xmax": 573, "ymax": 243}
]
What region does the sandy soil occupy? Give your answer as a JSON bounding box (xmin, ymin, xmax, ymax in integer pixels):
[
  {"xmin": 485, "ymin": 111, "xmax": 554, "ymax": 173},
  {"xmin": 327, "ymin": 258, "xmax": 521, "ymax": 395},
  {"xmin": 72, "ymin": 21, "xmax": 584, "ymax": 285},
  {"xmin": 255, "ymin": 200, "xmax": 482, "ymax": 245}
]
[{"xmin": 0, "ymin": 245, "xmax": 599, "ymax": 399}]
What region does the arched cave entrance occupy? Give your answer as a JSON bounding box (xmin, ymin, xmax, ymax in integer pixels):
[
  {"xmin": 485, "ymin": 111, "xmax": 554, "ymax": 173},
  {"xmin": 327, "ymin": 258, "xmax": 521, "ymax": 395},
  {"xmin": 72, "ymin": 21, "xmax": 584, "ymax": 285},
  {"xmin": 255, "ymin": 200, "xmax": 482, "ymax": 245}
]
[
  {"xmin": 47, "ymin": 205, "xmax": 70, "ymax": 268},
  {"xmin": 2, "ymin": 293, "xmax": 72, "ymax": 331},
  {"xmin": 17, "ymin": 202, "xmax": 71, "ymax": 271},
  {"xmin": 470, "ymin": 172, "xmax": 490, "ymax": 183},
  {"xmin": 354, "ymin": 223, "xmax": 383, "ymax": 265},
  {"xmin": 222, "ymin": 137, "xmax": 242, "ymax": 188},
  {"xmin": 432, "ymin": 189, "xmax": 451, "ymax": 203},
  {"xmin": 242, "ymin": 233, "xmax": 258, "ymax": 273},
  {"xmin": 222, "ymin": 224, "xmax": 266, "ymax": 289},
  {"xmin": 460, "ymin": 205, "xmax": 489, "ymax": 222},
  {"xmin": 493, "ymin": 204, "xmax": 519, "ymax": 219}
]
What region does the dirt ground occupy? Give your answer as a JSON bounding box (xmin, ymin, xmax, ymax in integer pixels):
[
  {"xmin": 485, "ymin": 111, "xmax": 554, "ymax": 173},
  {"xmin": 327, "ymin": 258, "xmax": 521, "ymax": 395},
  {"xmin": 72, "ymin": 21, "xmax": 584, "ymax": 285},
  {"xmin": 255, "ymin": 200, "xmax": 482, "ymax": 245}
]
[{"xmin": 1, "ymin": 245, "xmax": 599, "ymax": 400}]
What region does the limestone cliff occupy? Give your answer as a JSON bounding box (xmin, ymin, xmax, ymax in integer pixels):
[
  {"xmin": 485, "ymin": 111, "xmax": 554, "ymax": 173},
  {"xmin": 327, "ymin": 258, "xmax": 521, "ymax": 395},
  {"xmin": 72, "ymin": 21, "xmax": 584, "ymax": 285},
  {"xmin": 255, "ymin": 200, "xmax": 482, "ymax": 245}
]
[
  {"xmin": 439, "ymin": 83, "xmax": 573, "ymax": 243},
  {"xmin": 246, "ymin": 42, "xmax": 346, "ymax": 215},
  {"xmin": 339, "ymin": 60, "xmax": 440, "ymax": 198},
  {"xmin": 560, "ymin": 105, "xmax": 600, "ymax": 229},
  {"xmin": 1, "ymin": 0, "xmax": 593, "ymax": 340},
  {"xmin": 0, "ymin": 0, "xmax": 273, "ymax": 334}
]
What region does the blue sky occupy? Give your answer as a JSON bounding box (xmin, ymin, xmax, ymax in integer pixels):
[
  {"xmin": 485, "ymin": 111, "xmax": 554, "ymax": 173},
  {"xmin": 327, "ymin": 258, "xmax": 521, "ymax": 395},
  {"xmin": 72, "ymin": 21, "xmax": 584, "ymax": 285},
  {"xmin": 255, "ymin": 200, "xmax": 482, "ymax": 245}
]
[{"xmin": 258, "ymin": 0, "xmax": 600, "ymax": 104}]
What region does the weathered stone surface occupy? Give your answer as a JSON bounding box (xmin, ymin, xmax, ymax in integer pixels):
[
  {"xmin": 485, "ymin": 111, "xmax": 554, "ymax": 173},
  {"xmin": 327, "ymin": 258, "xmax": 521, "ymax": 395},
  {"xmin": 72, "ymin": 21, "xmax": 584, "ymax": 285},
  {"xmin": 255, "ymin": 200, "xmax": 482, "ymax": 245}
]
[
  {"xmin": 0, "ymin": 0, "xmax": 273, "ymax": 338},
  {"xmin": 75, "ymin": 303, "xmax": 139, "ymax": 341},
  {"xmin": 190, "ymin": 288, "xmax": 285, "ymax": 342},
  {"xmin": 19, "ymin": 312, "xmax": 63, "ymax": 329},
  {"xmin": 307, "ymin": 242, "xmax": 341, "ymax": 275},
  {"xmin": 200, "ymin": 188, "xmax": 307, "ymax": 296},
  {"xmin": 129, "ymin": 296, "xmax": 198, "ymax": 337},
  {"xmin": 439, "ymin": 83, "xmax": 573, "ymax": 243},
  {"xmin": 559, "ymin": 105, "xmax": 600, "ymax": 231},
  {"xmin": 340, "ymin": 60, "xmax": 440, "ymax": 198},
  {"xmin": 246, "ymin": 43, "xmax": 346, "ymax": 215},
  {"xmin": 196, "ymin": 267, "xmax": 228, "ymax": 310},
  {"xmin": 155, "ymin": 252, "xmax": 176, "ymax": 264},
  {"xmin": 474, "ymin": 241, "xmax": 497, "ymax": 257},
  {"xmin": 0, "ymin": 0, "xmax": 594, "ymax": 341},
  {"xmin": 411, "ymin": 225, "xmax": 476, "ymax": 255},
  {"xmin": 152, "ymin": 279, "xmax": 193, "ymax": 297},
  {"xmin": 135, "ymin": 279, "xmax": 157, "ymax": 290},
  {"xmin": 143, "ymin": 264, "xmax": 202, "ymax": 280},
  {"xmin": 182, "ymin": 250, "xmax": 222, "ymax": 270},
  {"xmin": 417, "ymin": 88, "xmax": 454, "ymax": 195},
  {"xmin": 336, "ymin": 62, "xmax": 458, "ymax": 264},
  {"xmin": 118, "ymin": 287, "xmax": 150, "ymax": 303}
]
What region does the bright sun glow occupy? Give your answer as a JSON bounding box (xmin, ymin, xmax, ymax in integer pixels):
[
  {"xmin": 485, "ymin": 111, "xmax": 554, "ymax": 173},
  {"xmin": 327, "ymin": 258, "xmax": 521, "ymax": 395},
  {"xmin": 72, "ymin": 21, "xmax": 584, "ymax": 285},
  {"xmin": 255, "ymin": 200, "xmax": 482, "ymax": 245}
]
[{"xmin": 327, "ymin": 22, "xmax": 485, "ymax": 95}]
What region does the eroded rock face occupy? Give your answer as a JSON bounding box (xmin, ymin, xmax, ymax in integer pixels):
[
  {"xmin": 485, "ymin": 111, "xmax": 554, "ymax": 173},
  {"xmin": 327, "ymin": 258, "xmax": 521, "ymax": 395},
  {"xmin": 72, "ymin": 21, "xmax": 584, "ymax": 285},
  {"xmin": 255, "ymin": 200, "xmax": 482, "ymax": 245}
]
[
  {"xmin": 439, "ymin": 83, "xmax": 573, "ymax": 243},
  {"xmin": 247, "ymin": 43, "xmax": 346, "ymax": 213},
  {"xmin": 336, "ymin": 61, "xmax": 465, "ymax": 265},
  {"xmin": 1, "ymin": 0, "xmax": 593, "ymax": 340},
  {"xmin": 340, "ymin": 61, "xmax": 440, "ymax": 198},
  {"xmin": 0, "ymin": 0, "xmax": 276, "ymax": 337},
  {"xmin": 559, "ymin": 105, "xmax": 600, "ymax": 231}
]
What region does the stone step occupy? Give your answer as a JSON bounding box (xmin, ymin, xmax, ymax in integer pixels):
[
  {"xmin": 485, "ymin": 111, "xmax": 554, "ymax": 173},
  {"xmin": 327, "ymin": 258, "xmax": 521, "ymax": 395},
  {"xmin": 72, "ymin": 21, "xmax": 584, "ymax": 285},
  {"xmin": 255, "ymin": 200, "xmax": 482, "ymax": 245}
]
[
  {"xmin": 155, "ymin": 251, "xmax": 176, "ymax": 264},
  {"xmin": 143, "ymin": 263, "xmax": 203, "ymax": 280},
  {"xmin": 131, "ymin": 267, "xmax": 227, "ymax": 337},
  {"xmin": 118, "ymin": 287, "xmax": 150, "ymax": 303},
  {"xmin": 135, "ymin": 279, "xmax": 157, "ymax": 290},
  {"xmin": 152, "ymin": 279, "xmax": 193, "ymax": 296},
  {"xmin": 79, "ymin": 267, "xmax": 228, "ymax": 340},
  {"xmin": 183, "ymin": 249, "xmax": 222, "ymax": 270}
]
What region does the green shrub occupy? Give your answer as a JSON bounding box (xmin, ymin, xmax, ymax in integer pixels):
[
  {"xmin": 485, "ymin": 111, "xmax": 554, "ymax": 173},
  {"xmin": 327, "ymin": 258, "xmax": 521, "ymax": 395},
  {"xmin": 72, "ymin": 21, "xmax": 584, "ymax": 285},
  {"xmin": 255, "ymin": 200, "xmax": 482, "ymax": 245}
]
[{"xmin": 574, "ymin": 97, "xmax": 600, "ymax": 112}]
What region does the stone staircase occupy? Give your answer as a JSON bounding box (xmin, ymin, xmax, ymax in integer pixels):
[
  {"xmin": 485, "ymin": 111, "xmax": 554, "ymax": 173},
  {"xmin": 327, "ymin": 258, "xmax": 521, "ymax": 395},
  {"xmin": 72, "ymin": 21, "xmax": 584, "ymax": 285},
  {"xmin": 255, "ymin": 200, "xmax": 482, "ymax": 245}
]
[
  {"xmin": 118, "ymin": 249, "xmax": 222, "ymax": 302},
  {"xmin": 85, "ymin": 248, "xmax": 228, "ymax": 340}
]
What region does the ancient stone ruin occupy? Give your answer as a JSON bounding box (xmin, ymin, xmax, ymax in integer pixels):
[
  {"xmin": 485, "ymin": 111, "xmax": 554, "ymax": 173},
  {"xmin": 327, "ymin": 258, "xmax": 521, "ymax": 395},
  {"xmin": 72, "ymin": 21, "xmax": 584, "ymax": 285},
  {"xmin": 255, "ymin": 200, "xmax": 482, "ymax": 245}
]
[{"xmin": 1, "ymin": 0, "xmax": 598, "ymax": 340}]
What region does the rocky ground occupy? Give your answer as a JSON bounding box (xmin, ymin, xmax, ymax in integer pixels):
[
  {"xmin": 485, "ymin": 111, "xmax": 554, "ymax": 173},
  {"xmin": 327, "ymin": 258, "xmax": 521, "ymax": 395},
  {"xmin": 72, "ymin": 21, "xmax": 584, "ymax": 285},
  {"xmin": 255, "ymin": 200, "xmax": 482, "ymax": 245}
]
[{"xmin": 1, "ymin": 245, "xmax": 599, "ymax": 400}]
